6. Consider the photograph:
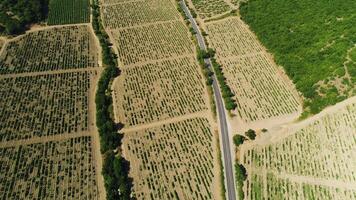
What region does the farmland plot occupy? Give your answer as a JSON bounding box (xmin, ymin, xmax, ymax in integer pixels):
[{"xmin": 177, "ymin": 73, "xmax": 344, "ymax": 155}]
[
  {"xmin": 207, "ymin": 18, "xmax": 301, "ymax": 122},
  {"xmin": 113, "ymin": 56, "xmax": 207, "ymax": 126},
  {"xmin": 0, "ymin": 136, "xmax": 98, "ymax": 199},
  {"xmin": 123, "ymin": 118, "xmax": 218, "ymax": 199},
  {"xmin": 241, "ymin": 98, "xmax": 356, "ymax": 199},
  {"xmin": 102, "ymin": 0, "xmax": 180, "ymax": 29},
  {"xmin": 47, "ymin": 0, "xmax": 90, "ymax": 25},
  {"xmin": 219, "ymin": 53, "xmax": 300, "ymax": 122},
  {"xmin": 109, "ymin": 21, "xmax": 194, "ymax": 66},
  {"xmin": 0, "ymin": 71, "xmax": 97, "ymax": 142},
  {"xmin": 0, "ymin": 25, "xmax": 98, "ymax": 74},
  {"xmin": 190, "ymin": 0, "xmax": 232, "ymax": 19}
]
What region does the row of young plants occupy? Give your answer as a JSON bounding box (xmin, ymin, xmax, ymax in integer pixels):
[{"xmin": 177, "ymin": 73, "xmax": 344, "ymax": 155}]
[{"xmin": 91, "ymin": 1, "xmax": 132, "ymax": 199}]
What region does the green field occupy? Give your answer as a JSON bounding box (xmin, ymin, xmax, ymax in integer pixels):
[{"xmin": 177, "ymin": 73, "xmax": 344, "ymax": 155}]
[
  {"xmin": 240, "ymin": 0, "xmax": 356, "ymax": 115},
  {"xmin": 47, "ymin": 0, "xmax": 90, "ymax": 25}
]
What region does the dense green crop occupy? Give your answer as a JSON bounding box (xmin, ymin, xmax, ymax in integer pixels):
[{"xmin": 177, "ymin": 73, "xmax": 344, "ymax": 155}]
[
  {"xmin": 240, "ymin": 0, "xmax": 356, "ymax": 115},
  {"xmin": 47, "ymin": 0, "xmax": 90, "ymax": 25}
]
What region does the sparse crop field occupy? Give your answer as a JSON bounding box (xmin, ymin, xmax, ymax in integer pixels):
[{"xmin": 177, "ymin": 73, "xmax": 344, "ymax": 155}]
[
  {"xmin": 190, "ymin": 0, "xmax": 232, "ymax": 19},
  {"xmin": 0, "ymin": 71, "xmax": 97, "ymax": 142},
  {"xmin": 0, "ymin": 136, "xmax": 98, "ymax": 199},
  {"xmin": 207, "ymin": 18, "xmax": 301, "ymax": 122},
  {"xmin": 206, "ymin": 18, "xmax": 263, "ymax": 58},
  {"xmin": 102, "ymin": 0, "xmax": 180, "ymax": 29},
  {"xmin": 0, "ymin": 25, "xmax": 98, "ymax": 74},
  {"xmin": 113, "ymin": 56, "xmax": 207, "ymax": 126},
  {"xmin": 241, "ymin": 98, "xmax": 356, "ymax": 199},
  {"xmin": 123, "ymin": 117, "xmax": 218, "ymax": 199},
  {"xmin": 110, "ymin": 21, "xmax": 194, "ymax": 66},
  {"xmin": 219, "ymin": 54, "xmax": 300, "ymax": 122},
  {"xmin": 47, "ymin": 0, "xmax": 90, "ymax": 25},
  {"xmin": 240, "ymin": 0, "xmax": 356, "ymax": 114}
]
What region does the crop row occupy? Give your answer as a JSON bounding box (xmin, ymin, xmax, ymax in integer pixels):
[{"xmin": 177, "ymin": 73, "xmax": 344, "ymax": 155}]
[
  {"xmin": 0, "ymin": 136, "xmax": 98, "ymax": 200},
  {"xmin": 244, "ymin": 172, "xmax": 356, "ymax": 200},
  {"xmin": 113, "ymin": 56, "xmax": 207, "ymax": 126},
  {"xmin": 0, "ymin": 25, "xmax": 98, "ymax": 74},
  {"xmin": 47, "ymin": 0, "xmax": 90, "ymax": 25},
  {"xmin": 123, "ymin": 117, "xmax": 216, "ymax": 199},
  {"xmin": 110, "ymin": 20, "xmax": 194, "ymax": 66},
  {"xmin": 102, "ymin": 0, "xmax": 180, "ymax": 29},
  {"xmin": 0, "ymin": 71, "xmax": 96, "ymax": 142},
  {"xmin": 220, "ymin": 53, "xmax": 300, "ymax": 122},
  {"xmin": 191, "ymin": 0, "xmax": 232, "ymax": 19},
  {"xmin": 243, "ymin": 101, "xmax": 356, "ymax": 182},
  {"xmin": 207, "ymin": 18, "xmax": 300, "ymax": 122}
]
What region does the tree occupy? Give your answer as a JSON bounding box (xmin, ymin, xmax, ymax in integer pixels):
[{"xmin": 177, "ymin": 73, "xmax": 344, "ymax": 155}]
[
  {"xmin": 233, "ymin": 134, "xmax": 246, "ymax": 146},
  {"xmin": 245, "ymin": 129, "xmax": 256, "ymax": 140}
]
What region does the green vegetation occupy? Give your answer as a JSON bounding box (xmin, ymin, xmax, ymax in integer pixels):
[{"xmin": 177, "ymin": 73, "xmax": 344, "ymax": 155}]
[
  {"xmin": 245, "ymin": 129, "xmax": 256, "ymax": 140},
  {"xmin": 240, "ymin": 0, "xmax": 356, "ymax": 115},
  {"xmin": 235, "ymin": 163, "xmax": 247, "ymax": 200},
  {"xmin": 0, "ymin": 0, "xmax": 48, "ymax": 34},
  {"xmin": 92, "ymin": 0, "xmax": 131, "ymax": 199},
  {"xmin": 47, "ymin": 0, "xmax": 90, "ymax": 25},
  {"xmin": 233, "ymin": 134, "xmax": 246, "ymax": 146}
]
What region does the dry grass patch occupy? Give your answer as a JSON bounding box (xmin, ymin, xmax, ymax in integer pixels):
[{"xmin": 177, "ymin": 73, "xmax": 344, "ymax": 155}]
[
  {"xmin": 123, "ymin": 117, "xmax": 218, "ymax": 199},
  {"xmin": 241, "ymin": 98, "xmax": 356, "ymax": 199},
  {"xmin": 113, "ymin": 56, "xmax": 208, "ymax": 126},
  {"xmin": 207, "ymin": 17, "xmax": 301, "ymax": 122},
  {"xmin": 102, "ymin": 0, "xmax": 180, "ymax": 29},
  {"xmin": 0, "ymin": 136, "xmax": 98, "ymax": 199},
  {"xmin": 0, "ymin": 71, "xmax": 97, "ymax": 142},
  {"xmin": 110, "ymin": 20, "xmax": 194, "ymax": 66},
  {"xmin": 0, "ymin": 25, "xmax": 98, "ymax": 74}
]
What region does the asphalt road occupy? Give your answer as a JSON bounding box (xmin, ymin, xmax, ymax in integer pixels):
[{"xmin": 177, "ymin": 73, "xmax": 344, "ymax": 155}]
[{"xmin": 179, "ymin": 1, "xmax": 237, "ymax": 200}]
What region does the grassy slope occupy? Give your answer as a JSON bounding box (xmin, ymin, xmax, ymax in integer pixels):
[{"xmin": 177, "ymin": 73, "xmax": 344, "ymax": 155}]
[{"xmin": 240, "ymin": 0, "xmax": 356, "ymax": 115}]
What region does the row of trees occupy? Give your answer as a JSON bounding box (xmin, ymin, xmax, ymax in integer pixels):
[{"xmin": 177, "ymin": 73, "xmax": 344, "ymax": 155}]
[
  {"xmin": 0, "ymin": 0, "xmax": 48, "ymax": 34},
  {"xmin": 92, "ymin": 1, "xmax": 132, "ymax": 199}
]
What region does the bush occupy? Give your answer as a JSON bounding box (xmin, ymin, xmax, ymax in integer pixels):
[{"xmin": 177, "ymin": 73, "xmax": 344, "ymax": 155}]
[
  {"xmin": 233, "ymin": 134, "xmax": 246, "ymax": 146},
  {"xmin": 245, "ymin": 129, "xmax": 256, "ymax": 140}
]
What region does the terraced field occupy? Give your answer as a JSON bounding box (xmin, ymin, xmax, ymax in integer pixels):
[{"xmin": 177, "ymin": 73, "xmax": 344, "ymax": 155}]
[
  {"xmin": 48, "ymin": 0, "xmax": 90, "ymax": 25},
  {"xmin": 112, "ymin": 56, "xmax": 207, "ymax": 126},
  {"xmin": 240, "ymin": 97, "xmax": 356, "ymax": 199},
  {"xmin": 0, "ymin": 24, "xmax": 103, "ymax": 199},
  {"xmin": 0, "ymin": 26, "xmax": 98, "ymax": 74},
  {"xmin": 103, "ymin": 0, "xmax": 221, "ymax": 198},
  {"xmin": 206, "ymin": 17, "xmax": 301, "ymax": 123},
  {"xmin": 123, "ymin": 118, "xmax": 218, "ymax": 199}
]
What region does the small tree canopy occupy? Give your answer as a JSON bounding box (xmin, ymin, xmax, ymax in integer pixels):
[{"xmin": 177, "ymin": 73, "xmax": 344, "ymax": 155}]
[
  {"xmin": 233, "ymin": 134, "xmax": 246, "ymax": 146},
  {"xmin": 245, "ymin": 129, "xmax": 256, "ymax": 140}
]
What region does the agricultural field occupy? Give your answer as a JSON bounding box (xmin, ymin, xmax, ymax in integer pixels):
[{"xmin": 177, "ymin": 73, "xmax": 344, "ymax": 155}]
[
  {"xmin": 0, "ymin": 71, "xmax": 97, "ymax": 142},
  {"xmin": 206, "ymin": 18, "xmax": 301, "ymax": 123},
  {"xmin": 47, "ymin": 0, "xmax": 90, "ymax": 25},
  {"xmin": 101, "ymin": 0, "xmax": 180, "ymax": 29},
  {"xmin": 109, "ymin": 21, "xmax": 194, "ymax": 66},
  {"xmin": 112, "ymin": 56, "xmax": 207, "ymax": 126},
  {"xmin": 241, "ymin": 97, "xmax": 356, "ymax": 199},
  {"xmin": 189, "ymin": 0, "xmax": 232, "ymax": 19},
  {"xmin": 122, "ymin": 117, "xmax": 219, "ymax": 199},
  {"xmin": 0, "ymin": 136, "xmax": 98, "ymax": 199},
  {"xmin": 0, "ymin": 25, "xmax": 98, "ymax": 74},
  {"xmin": 240, "ymin": 0, "xmax": 356, "ymax": 114}
]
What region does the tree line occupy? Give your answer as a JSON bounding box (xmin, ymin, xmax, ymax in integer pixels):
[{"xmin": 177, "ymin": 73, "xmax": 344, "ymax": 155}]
[{"xmin": 92, "ymin": 1, "xmax": 132, "ymax": 199}]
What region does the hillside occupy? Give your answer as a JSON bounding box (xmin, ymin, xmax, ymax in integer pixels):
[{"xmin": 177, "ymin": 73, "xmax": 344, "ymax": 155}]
[{"xmin": 240, "ymin": 0, "xmax": 356, "ymax": 116}]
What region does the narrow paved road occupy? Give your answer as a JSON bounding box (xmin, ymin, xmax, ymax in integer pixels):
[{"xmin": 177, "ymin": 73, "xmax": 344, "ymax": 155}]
[{"xmin": 179, "ymin": 1, "xmax": 237, "ymax": 200}]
